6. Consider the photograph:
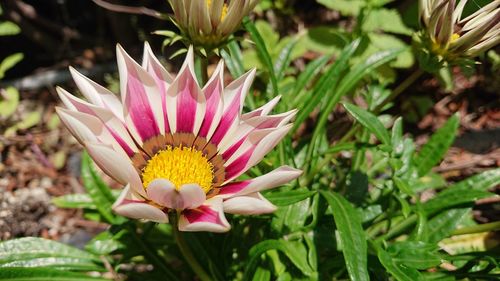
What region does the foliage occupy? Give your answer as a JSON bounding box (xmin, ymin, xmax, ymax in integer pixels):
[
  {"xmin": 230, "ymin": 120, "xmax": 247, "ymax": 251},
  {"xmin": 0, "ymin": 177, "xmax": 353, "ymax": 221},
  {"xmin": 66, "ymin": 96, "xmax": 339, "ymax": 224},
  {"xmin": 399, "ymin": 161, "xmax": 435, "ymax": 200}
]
[{"xmin": 3, "ymin": 0, "xmax": 500, "ymax": 280}]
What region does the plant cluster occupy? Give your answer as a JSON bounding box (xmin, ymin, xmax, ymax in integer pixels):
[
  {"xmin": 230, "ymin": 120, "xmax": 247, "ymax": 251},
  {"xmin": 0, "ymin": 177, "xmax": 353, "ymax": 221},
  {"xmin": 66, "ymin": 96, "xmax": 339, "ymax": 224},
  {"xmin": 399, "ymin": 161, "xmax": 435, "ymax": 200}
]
[{"xmin": 1, "ymin": 0, "xmax": 499, "ymax": 280}]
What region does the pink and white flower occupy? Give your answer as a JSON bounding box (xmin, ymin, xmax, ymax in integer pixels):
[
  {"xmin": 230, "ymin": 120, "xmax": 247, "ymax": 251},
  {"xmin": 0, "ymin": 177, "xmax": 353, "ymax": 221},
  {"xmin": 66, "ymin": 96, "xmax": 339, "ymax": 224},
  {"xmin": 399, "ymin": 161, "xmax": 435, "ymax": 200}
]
[{"xmin": 56, "ymin": 43, "xmax": 301, "ymax": 232}]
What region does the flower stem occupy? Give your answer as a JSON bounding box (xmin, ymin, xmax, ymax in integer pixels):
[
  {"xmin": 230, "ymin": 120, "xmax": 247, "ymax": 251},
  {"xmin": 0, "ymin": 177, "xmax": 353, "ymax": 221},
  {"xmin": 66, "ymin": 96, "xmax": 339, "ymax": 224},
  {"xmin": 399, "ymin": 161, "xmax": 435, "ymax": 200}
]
[
  {"xmin": 372, "ymin": 68, "xmax": 424, "ymax": 113},
  {"xmin": 452, "ymin": 221, "xmax": 500, "ymax": 236},
  {"xmin": 125, "ymin": 224, "xmax": 180, "ymax": 281},
  {"xmin": 169, "ymin": 213, "xmax": 213, "ymax": 281}
]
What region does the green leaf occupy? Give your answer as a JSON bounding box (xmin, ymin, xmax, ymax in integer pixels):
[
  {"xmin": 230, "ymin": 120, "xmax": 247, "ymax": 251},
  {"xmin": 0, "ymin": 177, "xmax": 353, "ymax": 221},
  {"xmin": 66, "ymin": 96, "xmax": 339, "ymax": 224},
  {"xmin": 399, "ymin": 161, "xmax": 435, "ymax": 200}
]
[
  {"xmin": 422, "ymin": 189, "xmax": 494, "ymax": 215},
  {"xmin": 265, "ymin": 190, "xmax": 317, "ymax": 206},
  {"xmin": 81, "ymin": 152, "xmax": 117, "ymax": 224},
  {"xmin": 243, "ymin": 18, "xmax": 278, "ymax": 95},
  {"xmin": 0, "ymin": 268, "xmax": 107, "ymax": 281},
  {"xmin": 291, "ymin": 55, "xmax": 329, "ymax": 98},
  {"xmin": 0, "ymin": 53, "xmax": 23, "ymax": 79},
  {"xmin": 252, "ymin": 267, "xmax": 271, "ymax": 281},
  {"xmin": 426, "ymin": 208, "xmax": 470, "ymax": 243},
  {"xmin": 0, "ymin": 21, "xmax": 21, "ymax": 36},
  {"xmin": 377, "ymin": 247, "xmax": 423, "ymax": 281},
  {"xmin": 221, "ymin": 41, "xmax": 245, "ymax": 78},
  {"xmin": 343, "ymin": 103, "xmax": 391, "ymax": 145},
  {"xmin": 445, "ymin": 168, "xmax": 500, "ymax": 192},
  {"xmin": 362, "ymin": 9, "xmax": 413, "ymax": 35},
  {"xmin": 274, "ymin": 38, "xmax": 298, "ymax": 81},
  {"xmin": 85, "ymin": 230, "xmax": 124, "ymax": 255},
  {"xmin": 335, "ymin": 48, "xmax": 404, "ymax": 100},
  {"xmin": 303, "ymin": 26, "xmax": 347, "ymax": 55},
  {"xmin": 317, "ymin": 0, "xmax": 365, "ymax": 16},
  {"xmin": 320, "ymin": 191, "xmax": 369, "ymax": 281},
  {"xmin": 293, "ymin": 39, "xmax": 361, "ymax": 132},
  {"xmin": 0, "ymin": 87, "xmax": 19, "ymax": 118},
  {"xmin": 387, "ymin": 242, "xmax": 441, "ymax": 270},
  {"xmin": 415, "ymin": 114, "xmax": 459, "ymax": 176},
  {"xmin": 16, "ymin": 110, "xmax": 42, "ymax": 130},
  {"xmin": 391, "ymin": 117, "xmax": 403, "ymax": 154},
  {"xmin": 422, "ymin": 168, "xmax": 500, "ymax": 214},
  {"xmin": 0, "ymin": 238, "xmax": 101, "ymax": 271},
  {"xmin": 243, "ymin": 239, "xmax": 316, "ymax": 280},
  {"xmin": 52, "ymin": 194, "xmax": 96, "ymax": 210},
  {"xmin": 52, "ymin": 190, "xmax": 121, "ymax": 210}
]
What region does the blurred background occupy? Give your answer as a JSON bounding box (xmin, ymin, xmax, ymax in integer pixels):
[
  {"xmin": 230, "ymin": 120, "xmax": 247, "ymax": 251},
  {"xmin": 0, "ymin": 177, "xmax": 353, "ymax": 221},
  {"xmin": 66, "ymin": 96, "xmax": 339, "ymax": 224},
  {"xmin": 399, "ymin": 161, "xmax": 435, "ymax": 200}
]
[{"xmin": 0, "ymin": 0, "xmax": 498, "ymax": 246}]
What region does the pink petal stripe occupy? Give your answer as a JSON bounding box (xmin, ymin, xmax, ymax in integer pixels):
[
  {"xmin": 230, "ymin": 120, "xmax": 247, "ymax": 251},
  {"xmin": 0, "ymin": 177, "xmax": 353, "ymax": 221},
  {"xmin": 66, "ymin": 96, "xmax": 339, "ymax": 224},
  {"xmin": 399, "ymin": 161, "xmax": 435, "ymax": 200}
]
[
  {"xmin": 125, "ymin": 65, "xmax": 160, "ymax": 140},
  {"xmin": 218, "ymin": 166, "xmax": 302, "ymax": 198},
  {"xmin": 183, "ymin": 205, "xmax": 224, "ymax": 225},
  {"xmin": 198, "ymin": 63, "xmax": 223, "ymax": 138},
  {"xmin": 242, "ymin": 95, "xmax": 281, "ymax": 120},
  {"xmin": 69, "ymin": 67, "xmax": 124, "ymax": 121},
  {"xmin": 221, "ymin": 137, "xmax": 245, "ymax": 160},
  {"xmin": 210, "ymin": 89, "xmax": 241, "ymax": 145},
  {"xmin": 143, "ymin": 42, "xmax": 173, "ymax": 133},
  {"xmin": 218, "ymin": 180, "xmax": 251, "ymax": 196},
  {"xmin": 224, "ymin": 148, "xmax": 254, "ymax": 180},
  {"xmin": 58, "ymin": 87, "xmax": 138, "ymax": 156},
  {"xmin": 176, "ymin": 72, "xmax": 198, "ymax": 133},
  {"xmin": 107, "ymin": 127, "xmax": 135, "ymax": 156}
]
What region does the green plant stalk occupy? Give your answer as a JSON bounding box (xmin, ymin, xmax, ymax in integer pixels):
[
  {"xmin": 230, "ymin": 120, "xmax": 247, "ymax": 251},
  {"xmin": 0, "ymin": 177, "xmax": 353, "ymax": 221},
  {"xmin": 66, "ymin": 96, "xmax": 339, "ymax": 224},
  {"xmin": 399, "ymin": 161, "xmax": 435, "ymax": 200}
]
[
  {"xmin": 200, "ymin": 55, "xmax": 209, "ymax": 85},
  {"xmin": 125, "ymin": 224, "xmax": 180, "ymax": 281},
  {"xmin": 372, "ymin": 68, "xmax": 424, "ymax": 113},
  {"xmin": 452, "ymin": 221, "xmax": 500, "ymax": 236},
  {"xmin": 169, "ymin": 213, "xmax": 213, "ymax": 281},
  {"xmin": 379, "ymin": 214, "xmax": 418, "ymax": 241}
]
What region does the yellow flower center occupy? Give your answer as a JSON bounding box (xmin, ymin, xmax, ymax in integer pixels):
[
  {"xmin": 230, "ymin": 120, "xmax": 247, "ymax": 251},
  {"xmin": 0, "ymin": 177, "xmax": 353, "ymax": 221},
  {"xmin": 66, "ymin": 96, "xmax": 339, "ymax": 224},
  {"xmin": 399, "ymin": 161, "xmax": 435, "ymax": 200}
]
[
  {"xmin": 141, "ymin": 146, "xmax": 214, "ymax": 193},
  {"xmin": 206, "ymin": 0, "xmax": 229, "ymax": 21}
]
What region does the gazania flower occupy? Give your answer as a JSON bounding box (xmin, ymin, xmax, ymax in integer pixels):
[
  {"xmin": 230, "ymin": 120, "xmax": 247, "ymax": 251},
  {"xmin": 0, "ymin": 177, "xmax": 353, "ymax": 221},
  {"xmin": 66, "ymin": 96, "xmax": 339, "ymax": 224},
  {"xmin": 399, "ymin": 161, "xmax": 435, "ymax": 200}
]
[
  {"xmin": 418, "ymin": 0, "xmax": 499, "ymax": 61},
  {"xmin": 168, "ymin": 0, "xmax": 258, "ymax": 49},
  {"xmin": 56, "ymin": 43, "xmax": 301, "ymax": 232}
]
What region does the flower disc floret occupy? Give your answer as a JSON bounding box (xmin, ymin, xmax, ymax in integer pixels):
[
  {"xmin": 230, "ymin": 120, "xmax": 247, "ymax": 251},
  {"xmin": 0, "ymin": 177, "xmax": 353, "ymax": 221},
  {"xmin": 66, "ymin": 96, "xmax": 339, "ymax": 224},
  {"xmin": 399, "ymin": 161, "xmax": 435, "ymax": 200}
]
[{"xmin": 142, "ymin": 146, "xmax": 214, "ymax": 193}]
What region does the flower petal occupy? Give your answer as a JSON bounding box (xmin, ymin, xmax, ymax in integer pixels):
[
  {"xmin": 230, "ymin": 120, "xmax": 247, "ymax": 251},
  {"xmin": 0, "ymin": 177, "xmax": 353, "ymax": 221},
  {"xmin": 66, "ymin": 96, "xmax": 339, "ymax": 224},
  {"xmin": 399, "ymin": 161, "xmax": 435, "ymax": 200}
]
[
  {"xmin": 218, "ymin": 165, "xmax": 302, "ymax": 198},
  {"xmin": 69, "ymin": 66, "xmax": 124, "ymax": 121},
  {"xmin": 142, "ymin": 42, "xmax": 174, "ymax": 133},
  {"xmin": 117, "ymin": 44, "xmax": 165, "ymax": 142},
  {"xmin": 85, "ymin": 142, "xmax": 146, "ymax": 197},
  {"xmin": 220, "ymin": 110, "xmax": 297, "ymax": 159},
  {"xmin": 210, "ymin": 68, "xmax": 256, "ymax": 146},
  {"xmin": 241, "ymin": 95, "xmax": 281, "ymax": 120},
  {"xmin": 166, "ymin": 47, "xmax": 206, "ymax": 135},
  {"xmin": 113, "ymin": 185, "xmax": 168, "ymax": 223},
  {"xmin": 198, "ymin": 60, "xmax": 224, "ymax": 140},
  {"xmin": 56, "ymin": 89, "xmax": 138, "ymax": 155},
  {"xmin": 222, "ymin": 192, "xmax": 277, "ymax": 215},
  {"xmin": 178, "ymin": 197, "xmax": 230, "ymax": 232},
  {"xmin": 223, "ymin": 124, "xmax": 293, "ymax": 181},
  {"xmin": 147, "ymin": 179, "xmax": 206, "ymax": 209}
]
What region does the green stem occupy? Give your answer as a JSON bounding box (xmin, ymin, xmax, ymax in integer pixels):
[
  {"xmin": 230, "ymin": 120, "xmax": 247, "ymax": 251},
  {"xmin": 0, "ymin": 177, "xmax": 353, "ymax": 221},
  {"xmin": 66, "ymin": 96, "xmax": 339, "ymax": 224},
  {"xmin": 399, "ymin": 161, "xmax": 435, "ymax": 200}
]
[
  {"xmin": 126, "ymin": 224, "xmax": 180, "ymax": 281},
  {"xmin": 170, "ymin": 213, "xmax": 213, "ymax": 281},
  {"xmin": 200, "ymin": 56, "xmax": 209, "ymax": 85},
  {"xmin": 452, "ymin": 221, "xmax": 500, "ymax": 236},
  {"xmin": 372, "ymin": 68, "xmax": 424, "ymax": 113},
  {"xmin": 379, "ymin": 214, "xmax": 418, "ymax": 241}
]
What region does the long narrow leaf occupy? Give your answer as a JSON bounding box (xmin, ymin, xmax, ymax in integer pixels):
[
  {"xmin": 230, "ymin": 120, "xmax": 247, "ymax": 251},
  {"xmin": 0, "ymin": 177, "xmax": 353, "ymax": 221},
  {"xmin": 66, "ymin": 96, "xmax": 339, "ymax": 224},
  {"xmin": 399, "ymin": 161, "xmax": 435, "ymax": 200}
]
[
  {"xmin": 415, "ymin": 114, "xmax": 459, "ymax": 176},
  {"xmin": 0, "ymin": 267, "xmax": 108, "ymax": 281},
  {"xmin": 343, "ymin": 103, "xmax": 391, "ymax": 145},
  {"xmin": 243, "ymin": 17, "xmax": 278, "ymax": 95},
  {"xmin": 320, "ymin": 191, "xmax": 369, "ymax": 281},
  {"xmin": 293, "ymin": 39, "xmax": 361, "ymax": 132},
  {"xmin": 81, "ymin": 152, "xmax": 116, "ymax": 223}
]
